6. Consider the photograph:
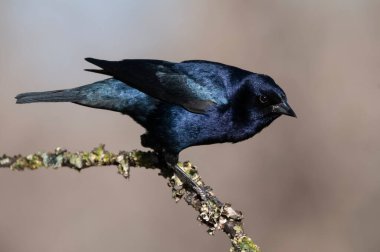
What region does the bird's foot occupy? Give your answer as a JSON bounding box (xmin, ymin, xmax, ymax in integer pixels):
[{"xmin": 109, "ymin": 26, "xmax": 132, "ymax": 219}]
[
  {"xmin": 173, "ymin": 163, "xmax": 207, "ymax": 201},
  {"xmin": 159, "ymin": 151, "xmax": 222, "ymax": 205},
  {"xmin": 172, "ymin": 163, "xmax": 222, "ymax": 206}
]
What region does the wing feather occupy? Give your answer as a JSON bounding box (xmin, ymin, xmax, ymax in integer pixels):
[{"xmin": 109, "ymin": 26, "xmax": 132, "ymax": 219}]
[{"xmin": 85, "ymin": 58, "xmax": 217, "ymax": 113}]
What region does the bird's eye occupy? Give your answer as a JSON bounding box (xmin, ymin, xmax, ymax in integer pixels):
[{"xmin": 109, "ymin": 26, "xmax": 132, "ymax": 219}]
[{"xmin": 259, "ymin": 95, "xmax": 269, "ymax": 104}]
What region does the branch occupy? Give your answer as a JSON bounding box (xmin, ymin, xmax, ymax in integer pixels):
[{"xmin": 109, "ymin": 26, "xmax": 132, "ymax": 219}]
[{"xmin": 0, "ymin": 145, "xmax": 260, "ymax": 252}]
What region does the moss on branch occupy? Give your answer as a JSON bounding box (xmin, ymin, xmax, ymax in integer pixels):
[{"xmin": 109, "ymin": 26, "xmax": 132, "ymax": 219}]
[{"xmin": 0, "ymin": 145, "xmax": 260, "ymax": 252}]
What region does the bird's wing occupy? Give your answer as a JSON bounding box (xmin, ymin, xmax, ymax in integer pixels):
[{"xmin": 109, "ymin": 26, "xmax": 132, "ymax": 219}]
[{"xmin": 85, "ymin": 58, "xmax": 219, "ymax": 113}]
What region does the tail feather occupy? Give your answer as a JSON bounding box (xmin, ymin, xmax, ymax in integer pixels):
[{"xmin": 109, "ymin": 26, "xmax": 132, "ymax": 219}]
[
  {"xmin": 15, "ymin": 89, "xmax": 80, "ymax": 104},
  {"xmin": 15, "ymin": 78, "xmax": 157, "ymax": 126}
]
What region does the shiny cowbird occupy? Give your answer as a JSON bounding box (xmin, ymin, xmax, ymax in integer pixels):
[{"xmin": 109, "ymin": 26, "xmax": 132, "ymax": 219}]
[{"xmin": 16, "ymin": 58, "xmax": 296, "ymax": 199}]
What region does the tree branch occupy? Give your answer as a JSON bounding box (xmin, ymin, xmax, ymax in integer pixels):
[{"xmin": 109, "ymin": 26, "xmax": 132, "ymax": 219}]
[{"xmin": 0, "ymin": 145, "xmax": 260, "ymax": 252}]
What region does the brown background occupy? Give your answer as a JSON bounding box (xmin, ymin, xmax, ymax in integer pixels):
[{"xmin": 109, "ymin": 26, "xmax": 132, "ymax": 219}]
[{"xmin": 0, "ymin": 1, "xmax": 379, "ymax": 252}]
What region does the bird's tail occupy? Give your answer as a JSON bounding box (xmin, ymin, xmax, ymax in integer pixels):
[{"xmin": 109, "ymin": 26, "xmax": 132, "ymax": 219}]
[
  {"xmin": 15, "ymin": 89, "xmax": 81, "ymax": 104},
  {"xmin": 15, "ymin": 79, "xmax": 158, "ymax": 126}
]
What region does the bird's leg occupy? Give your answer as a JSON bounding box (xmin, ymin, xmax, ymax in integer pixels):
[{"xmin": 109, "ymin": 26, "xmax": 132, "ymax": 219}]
[
  {"xmin": 160, "ymin": 151, "xmax": 209, "ymax": 202},
  {"xmin": 174, "ymin": 163, "xmax": 208, "ymax": 201},
  {"xmin": 173, "ymin": 162, "xmax": 223, "ymax": 206}
]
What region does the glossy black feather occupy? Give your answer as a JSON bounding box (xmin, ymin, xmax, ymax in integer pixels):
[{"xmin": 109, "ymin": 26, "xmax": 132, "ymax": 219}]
[
  {"xmin": 85, "ymin": 58, "xmax": 220, "ymax": 113},
  {"xmin": 16, "ymin": 58, "xmax": 296, "ymax": 155}
]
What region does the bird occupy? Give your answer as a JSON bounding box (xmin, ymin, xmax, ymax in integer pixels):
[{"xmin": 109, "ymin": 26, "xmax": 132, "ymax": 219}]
[{"xmin": 16, "ymin": 58, "xmax": 296, "ymax": 200}]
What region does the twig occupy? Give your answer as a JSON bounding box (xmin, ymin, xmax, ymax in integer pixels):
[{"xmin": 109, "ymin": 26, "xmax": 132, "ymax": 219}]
[{"xmin": 0, "ymin": 144, "xmax": 260, "ymax": 252}]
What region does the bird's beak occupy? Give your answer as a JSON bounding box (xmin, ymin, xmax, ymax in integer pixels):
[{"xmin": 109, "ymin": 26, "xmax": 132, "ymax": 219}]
[{"xmin": 272, "ymin": 101, "xmax": 297, "ymax": 117}]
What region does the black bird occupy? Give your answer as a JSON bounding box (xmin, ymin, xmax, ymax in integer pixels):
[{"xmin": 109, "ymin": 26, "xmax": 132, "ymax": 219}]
[{"xmin": 16, "ymin": 58, "xmax": 296, "ymax": 199}]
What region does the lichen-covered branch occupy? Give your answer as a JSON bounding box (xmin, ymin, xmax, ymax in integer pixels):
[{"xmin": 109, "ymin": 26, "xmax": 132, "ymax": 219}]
[{"xmin": 0, "ymin": 145, "xmax": 260, "ymax": 252}]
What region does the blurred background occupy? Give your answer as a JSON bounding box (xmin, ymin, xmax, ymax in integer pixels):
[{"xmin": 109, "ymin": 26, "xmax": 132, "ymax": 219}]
[{"xmin": 0, "ymin": 1, "xmax": 379, "ymax": 251}]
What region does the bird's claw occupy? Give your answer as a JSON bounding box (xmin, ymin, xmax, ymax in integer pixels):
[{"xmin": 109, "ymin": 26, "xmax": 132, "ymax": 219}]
[
  {"xmin": 160, "ymin": 152, "xmax": 221, "ymax": 205},
  {"xmin": 193, "ymin": 185, "xmax": 208, "ymax": 202},
  {"xmin": 190, "ymin": 183, "xmax": 223, "ymax": 207}
]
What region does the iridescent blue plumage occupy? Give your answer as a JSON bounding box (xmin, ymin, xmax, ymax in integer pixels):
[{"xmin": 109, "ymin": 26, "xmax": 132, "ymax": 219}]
[{"xmin": 15, "ymin": 58, "xmax": 296, "ymax": 156}]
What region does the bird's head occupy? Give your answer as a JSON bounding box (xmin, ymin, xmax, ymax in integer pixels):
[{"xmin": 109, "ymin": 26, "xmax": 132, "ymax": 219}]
[{"xmin": 232, "ymin": 73, "xmax": 296, "ymax": 135}]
